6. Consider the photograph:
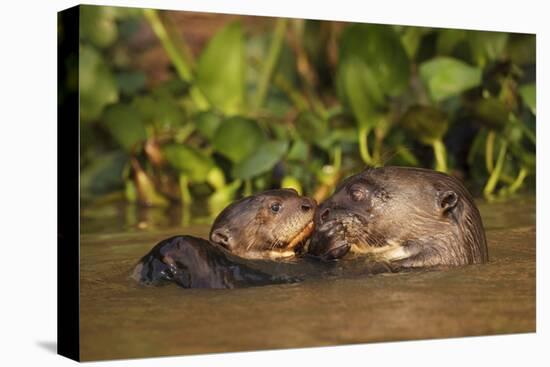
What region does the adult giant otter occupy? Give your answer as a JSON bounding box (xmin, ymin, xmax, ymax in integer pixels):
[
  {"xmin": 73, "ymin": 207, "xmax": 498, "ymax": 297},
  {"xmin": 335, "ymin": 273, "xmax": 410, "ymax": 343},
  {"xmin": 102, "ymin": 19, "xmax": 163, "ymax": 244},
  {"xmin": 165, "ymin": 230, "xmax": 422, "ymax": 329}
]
[
  {"xmin": 132, "ymin": 189, "xmax": 317, "ymax": 288},
  {"xmin": 308, "ymin": 166, "xmax": 488, "ymax": 268}
]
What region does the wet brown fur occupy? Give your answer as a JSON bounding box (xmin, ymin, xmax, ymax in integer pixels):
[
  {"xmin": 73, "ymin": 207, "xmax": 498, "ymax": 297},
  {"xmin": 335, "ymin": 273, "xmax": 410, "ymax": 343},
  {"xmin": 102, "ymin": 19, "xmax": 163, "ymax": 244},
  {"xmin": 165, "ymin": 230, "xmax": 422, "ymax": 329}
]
[
  {"xmin": 210, "ymin": 188, "xmax": 316, "ymax": 259},
  {"xmin": 308, "ymin": 166, "xmax": 488, "ymax": 268}
]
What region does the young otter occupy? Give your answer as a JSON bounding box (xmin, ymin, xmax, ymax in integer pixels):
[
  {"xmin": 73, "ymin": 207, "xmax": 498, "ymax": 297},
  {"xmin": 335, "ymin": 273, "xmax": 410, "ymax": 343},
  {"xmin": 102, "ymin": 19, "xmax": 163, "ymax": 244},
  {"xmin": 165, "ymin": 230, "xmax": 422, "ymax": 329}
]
[
  {"xmin": 132, "ymin": 189, "xmax": 317, "ymax": 288},
  {"xmin": 308, "ymin": 166, "xmax": 488, "ymax": 268},
  {"xmin": 209, "ymin": 188, "xmax": 316, "ymax": 260}
]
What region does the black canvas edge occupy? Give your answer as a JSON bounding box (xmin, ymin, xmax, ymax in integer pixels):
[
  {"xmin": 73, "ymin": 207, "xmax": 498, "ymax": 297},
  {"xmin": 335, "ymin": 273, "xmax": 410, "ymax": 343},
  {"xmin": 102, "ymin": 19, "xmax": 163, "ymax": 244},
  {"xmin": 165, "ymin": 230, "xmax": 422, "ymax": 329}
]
[{"xmin": 57, "ymin": 4, "xmax": 81, "ymax": 362}]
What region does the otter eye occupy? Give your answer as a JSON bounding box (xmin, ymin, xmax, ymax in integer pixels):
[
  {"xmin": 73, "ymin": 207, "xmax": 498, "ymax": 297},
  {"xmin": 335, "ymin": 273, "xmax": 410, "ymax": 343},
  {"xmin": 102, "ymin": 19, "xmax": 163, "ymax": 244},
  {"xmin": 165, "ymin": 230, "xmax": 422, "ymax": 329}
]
[
  {"xmin": 350, "ymin": 188, "xmax": 366, "ymax": 202},
  {"xmin": 270, "ymin": 202, "xmax": 282, "ymax": 213}
]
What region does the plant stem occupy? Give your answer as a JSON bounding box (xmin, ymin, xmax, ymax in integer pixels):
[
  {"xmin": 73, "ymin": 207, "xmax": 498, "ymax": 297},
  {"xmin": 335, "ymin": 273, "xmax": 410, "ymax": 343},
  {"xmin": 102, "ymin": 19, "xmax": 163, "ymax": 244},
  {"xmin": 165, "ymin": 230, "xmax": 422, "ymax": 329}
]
[
  {"xmin": 508, "ymin": 166, "xmax": 528, "ymax": 193},
  {"xmin": 333, "ymin": 145, "xmax": 342, "ymax": 170},
  {"xmin": 510, "ymin": 114, "xmax": 536, "ymax": 145},
  {"xmin": 396, "ymin": 146, "xmax": 419, "ymax": 166},
  {"xmin": 467, "ymin": 129, "xmax": 486, "ymax": 166},
  {"xmin": 358, "ymin": 126, "xmax": 373, "ymax": 165},
  {"xmin": 373, "ymin": 128, "xmax": 384, "ymax": 165},
  {"xmin": 485, "ymin": 130, "xmax": 495, "ymax": 173},
  {"xmin": 160, "ymin": 11, "xmax": 195, "ymax": 68},
  {"xmin": 272, "ymin": 73, "xmax": 309, "ymax": 111},
  {"xmin": 253, "ymin": 18, "xmax": 288, "ymax": 111},
  {"xmin": 499, "ymin": 166, "xmax": 528, "ymax": 197},
  {"xmin": 179, "ymin": 174, "xmax": 192, "ymax": 206},
  {"xmin": 483, "ymin": 139, "xmax": 508, "ymax": 200},
  {"xmin": 143, "ymin": 9, "xmax": 192, "ymax": 81},
  {"xmin": 143, "ymin": 9, "xmax": 209, "ymax": 110},
  {"xmin": 174, "ymin": 124, "xmax": 196, "ymax": 143},
  {"xmin": 249, "ymin": 55, "xmax": 310, "ymax": 112},
  {"xmin": 179, "ymin": 174, "xmax": 192, "ymax": 226},
  {"xmin": 431, "ymin": 139, "xmax": 448, "ymax": 173},
  {"xmin": 244, "ymin": 179, "xmax": 253, "ymax": 196},
  {"xmin": 309, "ymin": 95, "xmax": 328, "ymax": 119}
]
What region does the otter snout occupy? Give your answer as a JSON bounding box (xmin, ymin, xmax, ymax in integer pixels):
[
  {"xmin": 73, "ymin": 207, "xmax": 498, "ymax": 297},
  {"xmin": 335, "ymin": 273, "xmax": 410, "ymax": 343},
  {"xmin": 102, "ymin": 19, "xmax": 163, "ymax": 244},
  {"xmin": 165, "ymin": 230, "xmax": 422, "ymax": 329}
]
[
  {"xmin": 308, "ymin": 231, "xmax": 351, "ymax": 261},
  {"xmin": 307, "ymin": 201, "xmax": 351, "ymax": 261}
]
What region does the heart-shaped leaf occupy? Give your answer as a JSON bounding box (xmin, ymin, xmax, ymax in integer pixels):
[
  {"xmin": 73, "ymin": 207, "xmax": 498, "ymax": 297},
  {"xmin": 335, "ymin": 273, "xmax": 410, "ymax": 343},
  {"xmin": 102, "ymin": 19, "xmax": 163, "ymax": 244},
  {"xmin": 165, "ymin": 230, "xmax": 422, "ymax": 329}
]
[
  {"xmin": 194, "ymin": 111, "xmax": 223, "ymax": 140},
  {"xmin": 519, "ymin": 83, "xmax": 536, "ymax": 115},
  {"xmin": 80, "ymin": 5, "xmax": 118, "ymax": 48},
  {"xmin": 467, "ymin": 30, "xmax": 508, "ymax": 67},
  {"xmin": 420, "ymin": 57, "xmax": 481, "ymax": 102},
  {"xmin": 162, "ymin": 144, "xmax": 214, "ymax": 182},
  {"xmin": 232, "ymin": 140, "xmax": 288, "ymax": 179},
  {"xmin": 339, "ymin": 24, "xmax": 410, "ymax": 97},
  {"xmin": 196, "ymin": 22, "xmax": 245, "ymax": 115},
  {"xmin": 337, "ymin": 58, "xmax": 384, "ymax": 130},
  {"xmin": 79, "ymin": 45, "xmax": 119, "ymax": 122},
  {"xmin": 102, "ymin": 104, "xmax": 146, "ymax": 151},
  {"xmin": 212, "ymin": 117, "xmax": 266, "ymax": 162}
]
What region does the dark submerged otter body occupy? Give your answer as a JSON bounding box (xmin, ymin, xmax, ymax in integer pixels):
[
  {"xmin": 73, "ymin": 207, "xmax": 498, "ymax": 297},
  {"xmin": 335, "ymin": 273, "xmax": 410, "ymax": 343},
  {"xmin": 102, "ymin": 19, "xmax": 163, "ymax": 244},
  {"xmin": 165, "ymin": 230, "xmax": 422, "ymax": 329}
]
[
  {"xmin": 133, "ymin": 189, "xmax": 318, "ymax": 289},
  {"xmin": 132, "ymin": 236, "xmax": 298, "ymax": 288},
  {"xmin": 132, "ymin": 235, "xmax": 392, "ymax": 288},
  {"xmin": 308, "ymin": 166, "xmax": 488, "ymax": 268}
]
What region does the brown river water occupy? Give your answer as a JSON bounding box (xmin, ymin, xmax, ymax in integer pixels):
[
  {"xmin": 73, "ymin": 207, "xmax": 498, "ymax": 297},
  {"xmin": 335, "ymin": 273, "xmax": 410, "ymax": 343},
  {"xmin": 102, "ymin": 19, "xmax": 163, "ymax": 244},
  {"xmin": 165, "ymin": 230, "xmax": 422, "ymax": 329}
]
[{"xmin": 79, "ymin": 197, "xmax": 536, "ymax": 361}]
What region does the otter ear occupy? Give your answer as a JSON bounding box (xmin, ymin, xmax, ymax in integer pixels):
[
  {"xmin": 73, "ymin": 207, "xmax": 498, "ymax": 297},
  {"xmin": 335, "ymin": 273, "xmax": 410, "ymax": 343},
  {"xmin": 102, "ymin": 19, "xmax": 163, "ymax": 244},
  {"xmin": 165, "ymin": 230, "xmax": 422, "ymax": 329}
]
[
  {"xmin": 210, "ymin": 228, "xmax": 234, "ymax": 250},
  {"xmin": 438, "ymin": 190, "xmax": 458, "ymax": 214}
]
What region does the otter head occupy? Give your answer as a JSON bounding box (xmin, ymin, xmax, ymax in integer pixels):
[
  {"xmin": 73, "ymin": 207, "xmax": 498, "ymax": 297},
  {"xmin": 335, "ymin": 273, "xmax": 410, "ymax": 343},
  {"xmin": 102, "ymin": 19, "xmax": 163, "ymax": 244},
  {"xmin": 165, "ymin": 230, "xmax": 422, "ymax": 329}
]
[
  {"xmin": 209, "ymin": 189, "xmax": 316, "ymax": 260},
  {"xmin": 308, "ymin": 166, "xmax": 488, "ymax": 267}
]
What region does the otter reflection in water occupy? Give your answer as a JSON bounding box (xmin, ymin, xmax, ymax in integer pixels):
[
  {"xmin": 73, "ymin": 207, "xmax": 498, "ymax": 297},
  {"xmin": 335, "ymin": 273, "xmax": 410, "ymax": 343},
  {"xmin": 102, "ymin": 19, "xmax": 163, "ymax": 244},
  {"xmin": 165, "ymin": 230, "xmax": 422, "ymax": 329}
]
[
  {"xmin": 132, "ymin": 189, "xmax": 319, "ymax": 288},
  {"xmin": 308, "ymin": 166, "xmax": 488, "ymax": 268}
]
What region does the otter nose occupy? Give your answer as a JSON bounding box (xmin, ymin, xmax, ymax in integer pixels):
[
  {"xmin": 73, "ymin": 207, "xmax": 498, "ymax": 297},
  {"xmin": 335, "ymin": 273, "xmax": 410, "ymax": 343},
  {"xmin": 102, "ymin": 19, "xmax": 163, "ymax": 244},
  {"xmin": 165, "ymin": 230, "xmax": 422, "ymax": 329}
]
[
  {"xmin": 319, "ymin": 208, "xmax": 330, "ymax": 223},
  {"xmin": 301, "ymin": 198, "xmax": 314, "ymax": 212}
]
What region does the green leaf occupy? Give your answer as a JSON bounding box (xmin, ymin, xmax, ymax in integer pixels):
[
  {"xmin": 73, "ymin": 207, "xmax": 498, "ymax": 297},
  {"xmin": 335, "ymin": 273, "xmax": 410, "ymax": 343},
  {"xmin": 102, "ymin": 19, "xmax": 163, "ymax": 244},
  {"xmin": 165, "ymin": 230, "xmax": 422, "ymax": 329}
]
[
  {"xmin": 132, "ymin": 165, "xmax": 169, "ymax": 207},
  {"xmin": 208, "ymin": 180, "xmax": 242, "ymax": 216},
  {"xmin": 419, "ymin": 57, "xmax": 481, "ymax": 102},
  {"xmin": 436, "ymin": 29, "xmax": 466, "ymax": 55},
  {"xmin": 287, "ymin": 139, "xmax": 309, "ymax": 161},
  {"xmin": 232, "ymin": 140, "xmax": 288, "ymax": 179},
  {"xmin": 317, "ymin": 128, "xmax": 357, "ymax": 151},
  {"xmin": 338, "ymin": 58, "xmax": 384, "ymax": 129},
  {"xmin": 80, "ymin": 151, "xmax": 128, "ymax": 198},
  {"xmin": 196, "ymin": 22, "xmax": 245, "ymax": 115},
  {"xmin": 472, "ymin": 97, "xmax": 511, "ymax": 129},
  {"xmin": 212, "ymin": 117, "xmax": 266, "ymax": 162},
  {"xmin": 467, "ymin": 30, "xmax": 508, "ymax": 67},
  {"xmin": 519, "ymin": 83, "xmax": 536, "ymax": 115},
  {"xmin": 132, "ymin": 95, "xmax": 185, "ymax": 130},
  {"xmin": 339, "ymin": 24, "xmax": 410, "ymax": 96},
  {"xmin": 206, "ymin": 166, "xmax": 226, "ymax": 190},
  {"xmin": 400, "ymin": 105, "xmax": 449, "ymax": 144},
  {"xmin": 401, "ymin": 27, "xmax": 432, "ymax": 60},
  {"xmin": 102, "ymin": 104, "xmax": 146, "ymax": 151},
  {"xmin": 151, "ymin": 98, "xmax": 185, "ymax": 129},
  {"xmin": 295, "ymin": 111, "xmax": 328, "ymax": 143},
  {"xmin": 281, "ymin": 176, "xmax": 303, "ymax": 195},
  {"xmin": 80, "ymin": 5, "xmax": 118, "ymax": 48},
  {"xmin": 194, "ymin": 111, "xmax": 222, "ymax": 140},
  {"xmin": 115, "ymin": 71, "xmax": 146, "ymax": 95},
  {"xmin": 162, "ymin": 144, "xmax": 214, "ymax": 182},
  {"xmin": 507, "ymin": 34, "xmax": 536, "ymax": 66},
  {"xmin": 79, "ymin": 45, "xmax": 118, "ymax": 122}
]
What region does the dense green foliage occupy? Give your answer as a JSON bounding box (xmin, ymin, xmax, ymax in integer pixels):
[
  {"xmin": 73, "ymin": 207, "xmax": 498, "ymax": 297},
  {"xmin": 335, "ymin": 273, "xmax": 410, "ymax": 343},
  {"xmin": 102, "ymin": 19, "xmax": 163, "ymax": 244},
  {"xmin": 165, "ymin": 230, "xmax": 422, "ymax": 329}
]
[{"xmin": 78, "ymin": 5, "xmax": 536, "ymax": 218}]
